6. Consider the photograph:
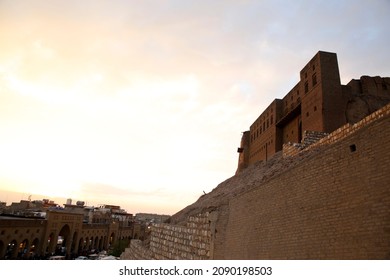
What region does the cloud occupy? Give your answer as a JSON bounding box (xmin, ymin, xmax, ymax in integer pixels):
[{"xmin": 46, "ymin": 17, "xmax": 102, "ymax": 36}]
[
  {"xmin": 80, "ymin": 182, "xmax": 168, "ymax": 198},
  {"xmin": 1, "ymin": 0, "xmax": 390, "ymax": 214}
]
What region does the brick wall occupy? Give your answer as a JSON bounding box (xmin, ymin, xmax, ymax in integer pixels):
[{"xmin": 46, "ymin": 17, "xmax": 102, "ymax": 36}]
[
  {"xmin": 283, "ymin": 130, "xmax": 329, "ymax": 157},
  {"xmin": 121, "ymin": 239, "xmax": 155, "ymax": 260},
  {"xmin": 283, "ymin": 103, "xmax": 390, "ymax": 158},
  {"xmin": 121, "ymin": 212, "xmax": 217, "ymax": 260},
  {"xmin": 221, "ymin": 105, "xmax": 390, "ymax": 259},
  {"xmin": 122, "ymin": 104, "xmax": 390, "ymax": 260}
]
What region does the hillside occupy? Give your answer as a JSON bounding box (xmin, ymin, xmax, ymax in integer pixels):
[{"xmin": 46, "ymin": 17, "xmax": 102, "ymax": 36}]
[{"xmin": 170, "ymin": 147, "xmax": 320, "ymax": 225}]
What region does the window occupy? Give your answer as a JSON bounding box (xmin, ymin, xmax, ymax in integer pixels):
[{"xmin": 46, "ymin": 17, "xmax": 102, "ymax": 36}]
[
  {"xmin": 312, "ymin": 73, "xmax": 317, "ymax": 86},
  {"xmin": 306, "ymin": 112, "xmax": 309, "ymax": 117},
  {"xmin": 305, "ymin": 81, "xmax": 309, "ymax": 93},
  {"xmin": 271, "ymin": 115, "xmax": 273, "ymax": 124},
  {"xmin": 314, "ymin": 106, "xmax": 317, "ymax": 111}
]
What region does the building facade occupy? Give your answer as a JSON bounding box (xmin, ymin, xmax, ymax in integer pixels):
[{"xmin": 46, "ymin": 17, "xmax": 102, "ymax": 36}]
[
  {"xmin": 236, "ymin": 51, "xmax": 390, "ymax": 173},
  {"xmin": 0, "ymin": 202, "xmax": 133, "ymax": 259}
]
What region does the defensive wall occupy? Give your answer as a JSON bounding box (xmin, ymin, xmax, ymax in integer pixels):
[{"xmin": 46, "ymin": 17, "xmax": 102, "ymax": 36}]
[
  {"xmin": 223, "ymin": 103, "xmax": 390, "ymax": 259},
  {"xmin": 283, "ymin": 103, "xmax": 390, "ymax": 157},
  {"xmin": 121, "ymin": 212, "xmax": 217, "ymax": 260},
  {"xmin": 122, "ymin": 103, "xmax": 390, "ymax": 259}
]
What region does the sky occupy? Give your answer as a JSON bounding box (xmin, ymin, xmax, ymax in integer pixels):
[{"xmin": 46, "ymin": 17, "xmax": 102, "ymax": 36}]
[{"xmin": 0, "ymin": 0, "xmax": 389, "ymax": 215}]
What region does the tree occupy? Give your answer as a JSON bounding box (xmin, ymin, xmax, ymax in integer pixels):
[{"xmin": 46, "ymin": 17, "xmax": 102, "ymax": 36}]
[{"xmin": 109, "ymin": 239, "xmax": 130, "ymax": 257}]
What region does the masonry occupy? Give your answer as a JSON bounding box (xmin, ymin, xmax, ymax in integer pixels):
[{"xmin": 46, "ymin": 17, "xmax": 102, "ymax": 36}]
[
  {"xmin": 121, "ymin": 51, "xmax": 390, "ymax": 260},
  {"xmin": 122, "ymin": 103, "xmax": 390, "ymax": 260},
  {"xmin": 236, "ymin": 51, "xmax": 390, "ymax": 174},
  {"xmin": 121, "ymin": 212, "xmax": 218, "ymax": 260},
  {"xmin": 222, "ymin": 104, "xmax": 390, "ymax": 259}
]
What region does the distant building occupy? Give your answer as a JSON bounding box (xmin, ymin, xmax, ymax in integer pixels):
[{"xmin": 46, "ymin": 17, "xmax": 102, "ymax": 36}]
[
  {"xmin": 0, "ymin": 199, "xmax": 133, "ymax": 259},
  {"xmin": 135, "ymin": 213, "xmax": 171, "ymax": 224},
  {"xmin": 236, "ymin": 51, "xmax": 390, "ymax": 173}
]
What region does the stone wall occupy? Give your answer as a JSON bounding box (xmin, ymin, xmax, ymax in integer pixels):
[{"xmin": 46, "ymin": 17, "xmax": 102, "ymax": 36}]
[
  {"xmin": 121, "ymin": 212, "xmax": 217, "ymax": 260},
  {"xmin": 122, "ymin": 239, "xmax": 155, "ymax": 260}
]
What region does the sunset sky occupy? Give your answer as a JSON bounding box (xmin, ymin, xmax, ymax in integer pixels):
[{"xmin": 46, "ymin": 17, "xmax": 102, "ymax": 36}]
[{"xmin": 1, "ymin": 0, "xmax": 389, "ymax": 214}]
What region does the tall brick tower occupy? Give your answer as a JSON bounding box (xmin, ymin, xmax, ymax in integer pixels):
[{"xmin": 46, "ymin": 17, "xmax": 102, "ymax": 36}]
[
  {"xmin": 237, "ymin": 51, "xmax": 347, "ymax": 172},
  {"xmin": 298, "ymin": 51, "xmax": 345, "ymax": 133}
]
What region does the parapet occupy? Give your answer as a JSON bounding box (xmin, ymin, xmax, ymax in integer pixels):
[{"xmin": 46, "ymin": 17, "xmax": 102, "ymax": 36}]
[{"xmin": 283, "ymin": 103, "xmax": 390, "ymax": 158}]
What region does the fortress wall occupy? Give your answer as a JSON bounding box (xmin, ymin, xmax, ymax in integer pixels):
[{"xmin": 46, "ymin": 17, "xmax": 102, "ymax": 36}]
[
  {"xmin": 121, "ymin": 239, "xmax": 155, "ymax": 260},
  {"xmin": 122, "ymin": 104, "xmax": 390, "ymax": 260},
  {"xmin": 121, "ymin": 212, "xmax": 216, "ymax": 260},
  {"xmin": 221, "ymin": 108, "xmax": 390, "ymax": 259},
  {"xmin": 283, "ymin": 103, "xmax": 390, "ymax": 158}
]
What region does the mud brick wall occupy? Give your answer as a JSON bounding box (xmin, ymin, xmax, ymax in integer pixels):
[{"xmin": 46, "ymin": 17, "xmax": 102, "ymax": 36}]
[
  {"xmin": 121, "ymin": 239, "xmax": 155, "ymax": 260},
  {"xmin": 150, "ymin": 216, "xmax": 211, "ymax": 260},
  {"xmin": 283, "ymin": 130, "xmax": 329, "ymax": 157},
  {"xmin": 302, "ymin": 130, "xmax": 329, "ymax": 145},
  {"xmin": 222, "ymin": 107, "xmax": 390, "ymax": 259},
  {"xmin": 121, "ymin": 212, "xmax": 215, "ymax": 260},
  {"xmin": 282, "ymin": 142, "xmax": 304, "ymax": 157},
  {"xmin": 283, "ymin": 104, "xmax": 390, "ymax": 157},
  {"xmin": 310, "ymin": 103, "xmax": 390, "ymax": 150}
]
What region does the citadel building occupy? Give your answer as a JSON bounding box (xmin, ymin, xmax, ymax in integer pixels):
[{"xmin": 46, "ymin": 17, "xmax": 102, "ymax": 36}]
[
  {"xmin": 236, "ymin": 51, "xmax": 390, "ymax": 173},
  {"xmin": 121, "ymin": 51, "xmax": 390, "ymax": 260}
]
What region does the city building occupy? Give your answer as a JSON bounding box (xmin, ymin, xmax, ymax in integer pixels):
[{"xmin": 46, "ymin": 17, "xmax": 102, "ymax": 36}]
[{"xmin": 0, "ymin": 199, "xmax": 133, "ymax": 259}]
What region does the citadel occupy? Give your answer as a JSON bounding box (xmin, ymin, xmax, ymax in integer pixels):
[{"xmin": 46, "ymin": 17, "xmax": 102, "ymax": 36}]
[
  {"xmin": 236, "ymin": 51, "xmax": 390, "ymax": 173},
  {"xmin": 121, "ymin": 51, "xmax": 390, "ymax": 260},
  {"xmin": 1, "ymin": 51, "xmax": 390, "ymax": 260}
]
